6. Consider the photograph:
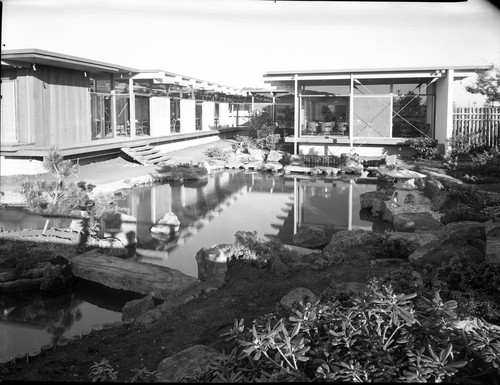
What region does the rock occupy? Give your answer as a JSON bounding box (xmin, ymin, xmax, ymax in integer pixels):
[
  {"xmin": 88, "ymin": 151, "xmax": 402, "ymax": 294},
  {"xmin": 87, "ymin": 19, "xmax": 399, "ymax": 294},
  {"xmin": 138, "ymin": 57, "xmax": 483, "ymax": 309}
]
[
  {"xmin": 266, "ymin": 150, "xmax": 283, "ymax": 162},
  {"xmin": 270, "ymin": 256, "xmax": 291, "ymax": 279},
  {"xmin": 486, "ymin": 220, "xmax": 500, "ymax": 238},
  {"xmin": 247, "ymin": 148, "xmax": 266, "ymax": 157},
  {"xmin": 122, "ymin": 295, "xmax": 155, "ymax": 321},
  {"xmin": 281, "ymin": 244, "xmax": 322, "ymax": 256},
  {"xmin": 156, "ymin": 345, "xmax": 223, "ymax": 383},
  {"xmin": 40, "ymin": 264, "xmax": 73, "ymax": 291},
  {"xmin": 289, "ymin": 154, "xmax": 305, "ymax": 166},
  {"xmin": 441, "ymin": 203, "xmax": 489, "ymax": 224},
  {"xmin": 424, "ymin": 179, "xmax": 444, "ymax": 197},
  {"xmin": 69, "ymin": 249, "xmax": 201, "ymax": 301},
  {"xmin": 99, "ymin": 238, "xmax": 129, "ymax": 258},
  {"xmin": 334, "ymin": 282, "xmax": 367, "ymax": 295},
  {"xmin": 98, "ymin": 211, "xmax": 137, "ymax": 258},
  {"xmin": 284, "ymin": 165, "xmax": 318, "ymax": 175},
  {"xmin": 360, "ymin": 191, "xmax": 390, "ymax": 216},
  {"xmin": 323, "ymin": 230, "xmax": 379, "ymax": 256},
  {"xmin": 195, "ymin": 245, "xmax": 229, "ymax": 288},
  {"xmin": 408, "ymin": 221, "xmax": 487, "ymax": 267},
  {"xmin": 151, "ymin": 211, "xmax": 181, "ymax": 235},
  {"xmin": 261, "ymin": 162, "xmax": 283, "ymax": 172},
  {"xmin": 292, "ymin": 226, "xmax": 329, "ymax": 248},
  {"xmin": 342, "ymin": 164, "xmax": 364, "ymax": 174},
  {"xmin": 486, "ymin": 237, "xmax": 500, "ymax": 265},
  {"xmin": 430, "ymin": 192, "xmax": 450, "ymax": 213},
  {"xmin": 280, "ymin": 287, "xmax": 317, "ymax": 312},
  {"xmin": 393, "ymin": 212, "xmax": 444, "ymax": 233},
  {"xmin": 384, "ymin": 231, "xmax": 436, "ymax": 249}
]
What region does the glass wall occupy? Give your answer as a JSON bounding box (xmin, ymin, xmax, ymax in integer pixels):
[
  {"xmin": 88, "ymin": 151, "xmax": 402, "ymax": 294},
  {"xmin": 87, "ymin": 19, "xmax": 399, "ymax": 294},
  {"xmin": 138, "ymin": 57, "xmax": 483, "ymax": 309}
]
[
  {"xmin": 135, "ymin": 95, "xmax": 150, "ymax": 136},
  {"xmin": 170, "ymin": 99, "xmax": 180, "ymax": 133},
  {"xmin": 195, "ymin": 102, "xmax": 203, "ymax": 130},
  {"xmin": 116, "ymin": 95, "xmax": 130, "ymax": 137},
  {"xmin": 299, "ymin": 80, "xmax": 436, "ymax": 139},
  {"xmin": 90, "ymin": 94, "xmax": 112, "ymax": 140}
]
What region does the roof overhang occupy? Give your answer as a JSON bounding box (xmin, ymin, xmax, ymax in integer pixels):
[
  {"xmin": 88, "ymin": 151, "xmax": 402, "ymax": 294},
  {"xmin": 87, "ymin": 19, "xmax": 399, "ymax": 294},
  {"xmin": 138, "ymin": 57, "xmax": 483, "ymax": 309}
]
[
  {"xmin": 264, "ymin": 65, "xmax": 494, "ymax": 85},
  {"xmin": 1, "ymin": 48, "xmax": 139, "ymax": 74}
]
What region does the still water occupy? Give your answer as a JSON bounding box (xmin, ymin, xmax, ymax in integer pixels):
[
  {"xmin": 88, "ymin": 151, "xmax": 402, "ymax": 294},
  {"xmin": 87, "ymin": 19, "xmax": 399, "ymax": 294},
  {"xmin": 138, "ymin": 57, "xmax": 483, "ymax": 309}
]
[
  {"xmin": 0, "ymin": 171, "xmax": 383, "ymax": 360},
  {"xmin": 116, "ymin": 171, "xmax": 382, "ymax": 277}
]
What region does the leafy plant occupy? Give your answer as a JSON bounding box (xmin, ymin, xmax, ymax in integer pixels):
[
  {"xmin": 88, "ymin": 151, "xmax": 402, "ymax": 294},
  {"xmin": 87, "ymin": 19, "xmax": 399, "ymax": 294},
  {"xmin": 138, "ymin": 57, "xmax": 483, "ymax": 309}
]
[
  {"xmin": 128, "ymin": 367, "xmax": 157, "ymax": 382},
  {"xmin": 373, "ymin": 232, "xmax": 417, "ymax": 260},
  {"xmin": 204, "ymin": 145, "xmax": 230, "ymax": 161},
  {"xmin": 185, "ymin": 281, "xmax": 500, "ymax": 383},
  {"xmin": 89, "ymin": 359, "xmax": 118, "ymax": 382},
  {"xmin": 404, "ymin": 137, "xmax": 439, "ymax": 159}
]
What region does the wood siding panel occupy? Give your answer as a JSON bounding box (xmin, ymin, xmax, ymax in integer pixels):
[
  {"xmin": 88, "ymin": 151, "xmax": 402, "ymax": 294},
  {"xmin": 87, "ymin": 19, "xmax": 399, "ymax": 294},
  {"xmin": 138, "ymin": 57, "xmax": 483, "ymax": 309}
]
[{"xmin": 31, "ymin": 65, "xmax": 91, "ymax": 147}]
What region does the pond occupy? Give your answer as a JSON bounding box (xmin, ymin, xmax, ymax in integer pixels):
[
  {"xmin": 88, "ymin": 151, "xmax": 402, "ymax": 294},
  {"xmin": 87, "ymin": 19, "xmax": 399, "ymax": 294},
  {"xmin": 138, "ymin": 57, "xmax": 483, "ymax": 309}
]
[{"xmin": 0, "ymin": 170, "xmax": 388, "ymax": 361}]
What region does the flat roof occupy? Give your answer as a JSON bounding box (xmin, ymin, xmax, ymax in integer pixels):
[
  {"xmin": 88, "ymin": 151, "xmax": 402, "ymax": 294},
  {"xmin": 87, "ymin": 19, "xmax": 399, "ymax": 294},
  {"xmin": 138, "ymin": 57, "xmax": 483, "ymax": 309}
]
[
  {"xmin": 1, "ymin": 48, "xmax": 139, "ymax": 74},
  {"xmin": 264, "ymin": 64, "xmax": 494, "ymax": 78},
  {"xmin": 1, "ymin": 48, "xmax": 245, "ymax": 91}
]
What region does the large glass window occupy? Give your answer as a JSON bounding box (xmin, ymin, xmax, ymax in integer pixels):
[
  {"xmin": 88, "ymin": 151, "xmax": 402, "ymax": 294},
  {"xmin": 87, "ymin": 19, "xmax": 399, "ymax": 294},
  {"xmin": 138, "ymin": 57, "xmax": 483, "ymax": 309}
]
[
  {"xmin": 91, "ymin": 94, "xmax": 112, "ymax": 140},
  {"xmin": 195, "ymin": 102, "xmax": 203, "ymax": 131},
  {"xmin": 353, "ymin": 96, "xmax": 391, "ymax": 137},
  {"xmin": 392, "ymin": 93, "xmax": 435, "ymax": 137},
  {"xmin": 135, "ymin": 95, "xmax": 150, "ymax": 136},
  {"xmin": 302, "ymin": 96, "xmax": 349, "ymax": 136},
  {"xmin": 116, "ymin": 95, "xmax": 130, "ymax": 137},
  {"xmin": 170, "ymin": 99, "xmax": 180, "ymax": 133}
]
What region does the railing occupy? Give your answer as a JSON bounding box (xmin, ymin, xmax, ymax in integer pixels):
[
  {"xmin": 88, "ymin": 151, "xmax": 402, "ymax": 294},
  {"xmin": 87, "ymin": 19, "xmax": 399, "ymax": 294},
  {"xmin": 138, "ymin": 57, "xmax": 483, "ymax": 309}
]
[{"xmin": 453, "ymin": 107, "xmax": 500, "ymax": 148}]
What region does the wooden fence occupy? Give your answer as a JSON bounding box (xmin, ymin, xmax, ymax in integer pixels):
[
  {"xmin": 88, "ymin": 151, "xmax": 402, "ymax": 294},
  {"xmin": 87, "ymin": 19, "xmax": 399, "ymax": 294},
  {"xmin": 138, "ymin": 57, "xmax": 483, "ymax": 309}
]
[{"xmin": 453, "ymin": 107, "xmax": 500, "ymax": 149}]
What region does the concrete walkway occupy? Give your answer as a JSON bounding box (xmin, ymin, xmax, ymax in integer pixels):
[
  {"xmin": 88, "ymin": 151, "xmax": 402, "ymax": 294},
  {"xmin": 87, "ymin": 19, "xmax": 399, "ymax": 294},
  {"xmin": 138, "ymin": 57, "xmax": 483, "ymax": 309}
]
[{"xmin": 0, "ymin": 139, "xmax": 235, "ymax": 195}]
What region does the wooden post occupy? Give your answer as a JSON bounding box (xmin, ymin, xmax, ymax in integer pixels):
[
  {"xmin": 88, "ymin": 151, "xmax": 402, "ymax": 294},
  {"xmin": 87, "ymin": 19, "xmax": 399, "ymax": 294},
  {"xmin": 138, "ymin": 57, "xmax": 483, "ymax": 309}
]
[{"xmin": 129, "ymin": 78, "xmax": 136, "ymax": 139}]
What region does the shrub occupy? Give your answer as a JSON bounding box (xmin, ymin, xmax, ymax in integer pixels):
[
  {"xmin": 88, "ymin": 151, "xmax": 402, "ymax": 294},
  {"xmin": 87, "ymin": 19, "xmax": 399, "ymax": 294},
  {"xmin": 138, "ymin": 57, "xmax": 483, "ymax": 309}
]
[
  {"xmin": 204, "ymin": 145, "xmax": 230, "ymax": 161},
  {"xmin": 89, "ymin": 359, "xmax": 118, "ymax": 382},
  {"xmin": 183, "ymin": 281, "xmax": 500, "ymax": 383},
  {"xmin": 404, "ymin": 137, "xmax": 439, "ymax": 159},
  {"xmin": 373, "ymin": 232, "xmax": 417, "ymax": 260},
  {"xmin": 431, "ymin": 253, "xmax": 500, "ymax": 322}
]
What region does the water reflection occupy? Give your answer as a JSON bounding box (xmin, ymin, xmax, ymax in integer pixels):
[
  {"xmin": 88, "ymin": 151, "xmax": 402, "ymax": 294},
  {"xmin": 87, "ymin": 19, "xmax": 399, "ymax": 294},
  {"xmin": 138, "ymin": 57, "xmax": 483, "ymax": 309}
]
[
  {"xmin": 116, "ymin": 172, "xmax": 381, "ymax": 277},
  {"xmin": 0, "ymin": 282, "xmax": 141, "ymax": 361}
]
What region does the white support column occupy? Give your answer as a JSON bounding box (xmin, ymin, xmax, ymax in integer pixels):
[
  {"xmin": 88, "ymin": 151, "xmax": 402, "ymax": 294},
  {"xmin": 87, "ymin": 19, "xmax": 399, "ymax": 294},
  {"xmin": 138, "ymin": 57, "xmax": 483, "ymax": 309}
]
[
  {"xmin": 349, "ymin": 74, "xmax": 354, "ymax": 152},
  {"xmin": 129, "ymin": 78, "xmax": 136, "ymax": 139},
  {"xmin": 294, "ymin": 74, "xmax": 299, "ymax": 155},
  {"xmin": 111, "ymin": 90, "xmax": 117, "ymax": 138},
  {"xmin": 435, "ymin": 69, "xmax": 455, "ymax": 155}
]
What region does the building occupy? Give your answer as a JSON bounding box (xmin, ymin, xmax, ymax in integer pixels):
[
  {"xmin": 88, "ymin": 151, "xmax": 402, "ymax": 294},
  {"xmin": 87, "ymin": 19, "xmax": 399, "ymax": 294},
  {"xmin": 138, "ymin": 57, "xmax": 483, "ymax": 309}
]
[
  {"xmin": 0, "ymin": 49, "xmax": 252, "ymax": 174},
  {"xmin": 263, "ymin": 65, "xmax": 493, "ymax": 157}
]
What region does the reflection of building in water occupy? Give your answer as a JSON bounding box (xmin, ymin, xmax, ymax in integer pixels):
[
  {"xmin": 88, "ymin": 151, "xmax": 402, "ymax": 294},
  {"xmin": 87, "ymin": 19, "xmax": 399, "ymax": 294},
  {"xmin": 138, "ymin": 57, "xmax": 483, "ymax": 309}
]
[
  {"xmin": 118, "ymin": 172, "xmax": 378, "ymax": 276},
  {"xmin": 280, "ymin": 177, "xmax": 377, "ymax": 242}
]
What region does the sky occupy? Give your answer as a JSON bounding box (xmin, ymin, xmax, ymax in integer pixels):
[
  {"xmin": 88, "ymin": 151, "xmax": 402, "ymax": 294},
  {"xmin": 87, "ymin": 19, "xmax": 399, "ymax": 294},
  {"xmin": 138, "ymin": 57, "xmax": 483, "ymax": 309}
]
[{"xmin": 2, "ymin": 0, "xmax": 500, "ymax": 89}]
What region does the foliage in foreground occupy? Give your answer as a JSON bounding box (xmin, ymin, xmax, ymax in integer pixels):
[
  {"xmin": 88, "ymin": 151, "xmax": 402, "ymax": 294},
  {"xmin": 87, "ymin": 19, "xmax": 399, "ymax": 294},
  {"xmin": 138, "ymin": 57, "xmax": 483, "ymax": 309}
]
[{"xmin": 182, "ymin": 280, "xmax": 500, "ymax": 383}]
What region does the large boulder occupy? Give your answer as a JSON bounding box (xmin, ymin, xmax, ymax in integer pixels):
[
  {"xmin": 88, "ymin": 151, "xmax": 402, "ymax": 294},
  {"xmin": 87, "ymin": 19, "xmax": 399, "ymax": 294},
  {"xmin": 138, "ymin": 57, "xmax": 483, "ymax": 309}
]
[
  {"xmin": 266, "ymin": 150, "xmax": 283, "ymax": 162},
  {"xmin": 441, "ymin": 203, "xmax": 489, "ymax": 224},
  {"xmin": 424, "ymin": 179, "xmax": 444, "ymax": 197},
  {"xmin": 280, "ymin": 287, "xmax": 317, "ymax": 312},
  {"xmin": 292, "ymin": 226, "xmax": 329, "ymax": 248},
  {"xmin": 383, "ymin": 231, "xmax": 436, "ymax": 249},
  {"xmin": 195, "ymin": 245, "xmax": 230, "ymax": 288},
  {"xmin": 408, "ymin": 221, "xmax": 487, "ymax": 267},
  {"xmin": 156, "ymin": 345, "xmax": 223, "ymax": 382},
  {"xmin": 393, "ymin": 212, "xmax": 444, "ymax": 233},
  {"xmin": 487, "ymin": 238, "xmax": 500, "ymax": 265},
  {"xmin": 261, "ymin": 162, "xmax": 283, "ymax": 172},
  {"xmin": 360, "ymin": 191, "xmax": 390, "ymax": 216},
  {"xmin": 151, "ymin": 211, "xmax": 181, "ymax": 235},
  {"xmin": 323, "ymin": 230, "xmax": 379, "ymax": 255},
  {"xmin": 122, "ymin": 295, "xmax": 155, "ymax": 321}
]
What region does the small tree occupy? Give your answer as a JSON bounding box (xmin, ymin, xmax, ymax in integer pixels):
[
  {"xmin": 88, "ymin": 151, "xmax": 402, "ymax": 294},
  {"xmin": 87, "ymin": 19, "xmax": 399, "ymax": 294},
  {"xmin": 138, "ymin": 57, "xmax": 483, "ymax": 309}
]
[{"xmin": 466, "ymin": 67, "xmax": 500, "ymax": 105}]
